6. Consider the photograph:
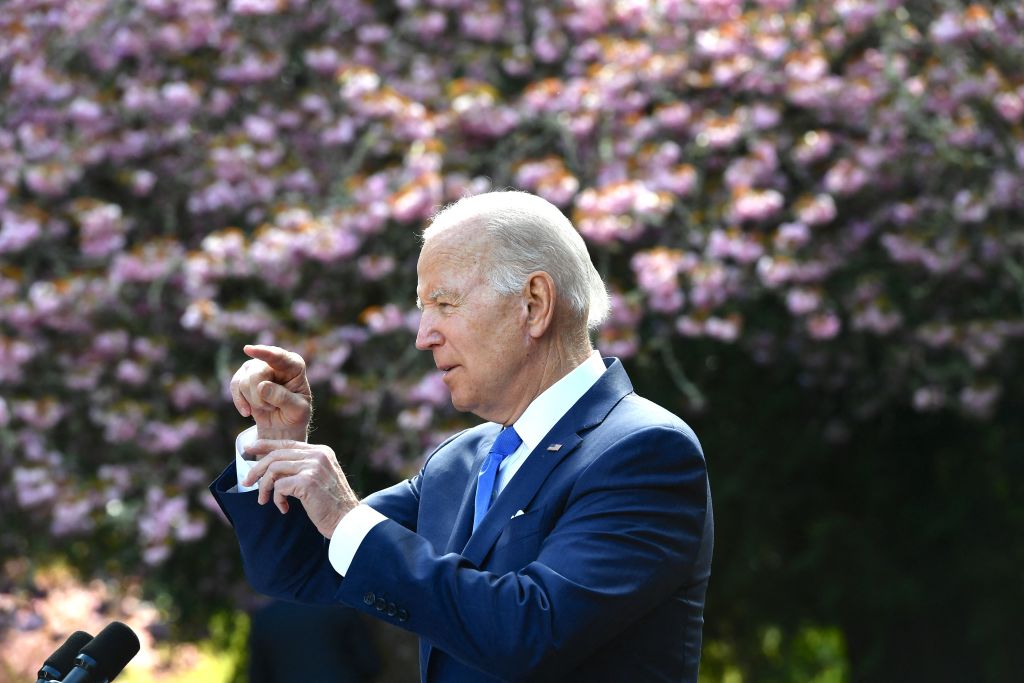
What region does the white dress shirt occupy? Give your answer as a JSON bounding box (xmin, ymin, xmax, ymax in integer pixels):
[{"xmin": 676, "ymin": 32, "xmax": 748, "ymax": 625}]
[{"xmin": 235, "ymin": 351, "xmax": 607, "ymax": 576}]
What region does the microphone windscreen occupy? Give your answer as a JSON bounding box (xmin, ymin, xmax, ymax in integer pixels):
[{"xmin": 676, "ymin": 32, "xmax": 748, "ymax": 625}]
[
  {"xmin": 42, "ymin": 631, "xmax": 93, "ymax": 676},
  {"xmin": 79, "ymin": 621, "xmax": 141, "ymax": 681}
]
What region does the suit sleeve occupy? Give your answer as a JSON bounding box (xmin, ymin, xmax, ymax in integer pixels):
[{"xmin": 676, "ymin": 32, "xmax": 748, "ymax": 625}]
[
  {"xmin": 209, "ymin": 462, "xmax": 423, "ymax": 602},
  {"xmin": 209, "ymin": 429, "xmax": 468, "ymax": 602},
  {"xmin": 334, "ymin": 426, "xmax": 711, "ymax": 680}
]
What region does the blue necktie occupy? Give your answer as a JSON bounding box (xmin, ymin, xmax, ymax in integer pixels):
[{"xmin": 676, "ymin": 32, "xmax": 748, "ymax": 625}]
[{"xmin": 473, "ymin": 427, "xmax": 523, "ymax": 531}]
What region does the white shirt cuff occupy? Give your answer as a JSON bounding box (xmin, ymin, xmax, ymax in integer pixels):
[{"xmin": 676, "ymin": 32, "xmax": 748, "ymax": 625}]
[
  {"xmin": 328, "ymin": 504, "xmax": 387, "ymax": 576},
  {"xmin": 234, "ymin": 426, "xmax": 260, "ymax": 492}
]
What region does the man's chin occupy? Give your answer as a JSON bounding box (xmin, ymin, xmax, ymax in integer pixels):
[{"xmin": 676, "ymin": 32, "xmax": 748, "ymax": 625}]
[{"xmin": 448, "ymin": 394, "xmax": 482, "ymax": 419}]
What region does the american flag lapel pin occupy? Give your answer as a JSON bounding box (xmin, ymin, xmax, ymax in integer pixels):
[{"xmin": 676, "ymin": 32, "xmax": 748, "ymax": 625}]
[{"xmin": 546, "ymin": 443, "xmax": 562, "ymax": 452}]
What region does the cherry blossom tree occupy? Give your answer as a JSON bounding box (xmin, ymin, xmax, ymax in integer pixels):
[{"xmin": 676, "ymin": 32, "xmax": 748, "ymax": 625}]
[{"xmin": 2, "ymin": 0, "xmax": 1022, "ymax": 679}]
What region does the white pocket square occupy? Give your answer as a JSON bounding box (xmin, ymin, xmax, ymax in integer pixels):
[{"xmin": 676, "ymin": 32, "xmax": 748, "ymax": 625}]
[{"xmin": 511, "ymin": 509, "xmax": 526, "ymax": 518}]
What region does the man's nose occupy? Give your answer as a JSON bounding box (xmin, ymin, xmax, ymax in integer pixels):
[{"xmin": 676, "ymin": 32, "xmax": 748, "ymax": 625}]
[{"xmin": 415, "ymin": 313, "xmax": 441, "ymax": 350}]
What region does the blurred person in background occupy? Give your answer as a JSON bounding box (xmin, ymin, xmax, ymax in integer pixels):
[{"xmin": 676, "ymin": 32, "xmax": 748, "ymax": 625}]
[
  {"xmin": 248, "ymin": 599, "xmax": 379, "ymax": 683},
  {"xmin": 212, "ymin": 191, "xmax": 713, "ymax": 682}
]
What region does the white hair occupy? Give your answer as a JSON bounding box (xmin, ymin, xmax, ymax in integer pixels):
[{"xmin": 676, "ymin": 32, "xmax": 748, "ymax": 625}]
[{"xmin": 423, "ymin": 191, "xmax": 610, "ymax": 329}]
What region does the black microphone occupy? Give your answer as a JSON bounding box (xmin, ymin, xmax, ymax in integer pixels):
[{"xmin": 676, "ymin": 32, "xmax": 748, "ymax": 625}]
[
  {"xmin": 36, "ymin": 631, "xmax": 94, "ymax": 682},
  {"xmin": 59, "ymin": 621, "xmax": 140, "ymax": 683}
]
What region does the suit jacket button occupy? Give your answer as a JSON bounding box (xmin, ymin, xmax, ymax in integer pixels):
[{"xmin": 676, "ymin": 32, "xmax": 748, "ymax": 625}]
[
  {"xmin": 374, "ymin": 597, "xmax": 386, "ymax": 611},
  {"xmin": 386, "ymin": 602, "xmax": 397, "ymax": 617},
  {"xmin": 397, "ymin": 608, "xmax": 409, "ymax": 622},
  {"xmin": 363, "ymin": 592, "xmax": 375, "ymax": 606}
]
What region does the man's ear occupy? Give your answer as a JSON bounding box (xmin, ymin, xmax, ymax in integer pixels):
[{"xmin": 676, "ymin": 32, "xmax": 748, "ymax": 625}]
[{"xmin": 523, "ymin": 271, "xmax": 556, "ymax": 339}]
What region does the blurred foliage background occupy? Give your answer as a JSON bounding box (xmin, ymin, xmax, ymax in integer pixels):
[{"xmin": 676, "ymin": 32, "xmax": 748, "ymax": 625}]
[{"xmin": 1, "ymin": 0, "xmax": 1022, "ymax": 680}]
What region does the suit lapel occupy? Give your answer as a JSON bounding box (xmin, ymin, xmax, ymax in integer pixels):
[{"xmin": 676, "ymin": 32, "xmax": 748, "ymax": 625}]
[
  {"xmin": 461, "ymin": 359, "xmax": 634, "ymax": 566},
  {"xmin": 444, "ymin": 433, "xmax": 495, "ymax": 553}
]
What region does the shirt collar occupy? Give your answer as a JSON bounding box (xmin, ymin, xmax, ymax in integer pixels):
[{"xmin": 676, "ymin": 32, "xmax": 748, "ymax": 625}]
[{"xmin": 509, "ymin": 351, "xmax": 606, "ymax": 452}]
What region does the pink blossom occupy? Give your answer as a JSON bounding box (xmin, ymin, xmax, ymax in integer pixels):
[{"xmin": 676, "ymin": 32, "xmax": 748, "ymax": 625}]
[
  {"xmin": 229, "ymin": 0, "xmax": 284, "ymax": 15},
  {"xmin": 655, "ymin": 102, "xmax": 692, "ymax": 130},
  {"xmin": 411, "ymin": 11, "xmax": 448, "ymax": 39},
  {"xmin": 13, "ymin": 399, "xmax": 66, "ymax": 430},
  {"xmin": 730, "ymin": 188, "xmax": 785, "ymax": 222},
  {"xmin": 952, "ymin": 190, "xmax": 988, "ymax": 223},
  {"xmin": 705, "ymin": 315, "xmax": 741, "ymax": 342},
  {"xmin": 131, "ymin": 170, "xmax": 157, "ymax": 196},
  {"xmin": 959, "ymin": 383, "xmax": 1000, "ymax": 419},
  {"xmin": 794, "ymin": 194, "xmax": 837, "ymax": 226},
  {"xmin": 217, "ymin": 51, "xmax": 284, "ymax": 83},
  {"xmin": 606, "ymin": 291, "xmax": 643, "ymax": 328},
  {"xmin": 77, "ymin": 202, "xmax": 129, "ymax": 258},
  {"xmin": 750, "ymin": 103, "xmax": 781, "ymax": 129},
  {"xmin": 693, "ymin": 0, "xmax": 743, "ymax": 23},
  {"xmin": 406, "ymin": 372, "xmax": 450, "ymax": 406},
  {"xmin": 774, "ymin": 222, "xmax": 810, "ymax": 250},
  {"xmin": 600, "ymin": 336, "xmax": 639, "ymax": 359},
  {"xmin": 115, "ymin": 356, "xmax": 149, "ymax": 383},
  {"xmin": 14, "ymin": 468, "xmax": 59, "ymax": 507},
  {"xmin": 363, "ymin": 304, "xmax": 407, "ymax": 334},
  {"xmin": 303, "ymin": 46, "xmax": 341, "ymax": 74},
  {"xmin": 707, "ymin": 229, "xmax": 764, "ymax": 263},
  {"xmin": 649, "ymin": 165, "xmax": 697, "ymax": 196},
  {"xmin": 357, "ymin": 23, "xmax": 392, "ymax": 43},
  {"xmin": 631, "ymin": 248, "xmax": 690, "ymax": 313},
  {"xmin": 913, "ymin": 386, "xmax": 947, "ymax": 412},
  {"xmin": 160, "ymin": 82, "xmax": 201, "ymax": 117},
  {"xmin": 51, "ymin": 498, "xmax": 95, "ymax": 536},
  {"xmin": 0, "ymin": 210, "xmax": 42, "ymax": 253},
  {"xmin": 174, "ymin": 518, "xmax": 207, "ymax": 542},
  {"xmin": 358, "ymin": 254, "xmax": 396, "ymax": 280},
  {"xmin": 11, "ymin": 59, "xmax": 72, "ymax": 100},
  {"xmin": 143, "ymin": 545, "xmax": 171, "ymax": 565},
  {"xmin": 994, "ymin": 90, "xmax": 1024, "ymax": 123},
  {"xmin": 460, "ymin": 7, "xmax": 505, "ymax": 41},
  {"xmin": 398, "ymin": 405, "xmax": 433, "ymax": 431},
  {"xmin": 792, "ymin": 130, "xmax": 834, "ymax": 165},
  {"xmin": 929, "ymin": 11, "xmax": 964, "ymax": 44},
  {"xmin": 688, "ymin": 264, "xmax": 732, "ymax": 309},
  {"xmin": 756, "ymin": 256, "xmax": 795, "ymax": 288},
  {"xmin": 170, "ymin": 377, "xmax": 211, "ymax": 410},
  {"xmin": 807, "ymin": 311, "xmax": 841, "ymax": 340},
  {"xmin": 917, "ymin": 323, "xmax": 956, "ymax": 348},
  {"xmin": 695, "ymin": 112, "xmax": 742, "ymax": 149},
  {"xmin": 68, "ymin": 98, "xmax": 104, "ymax": 126},
  {"xmin": 111, "ymin": 240, "xmax": 184, "ymax": 284},
  {"xmin": 243, "ymin": 115, "xmax": 277, "ymax": 144},
  {"xmin": 824, "ymin": 159, "xmax": 869, "ymax": 195},
  {"xmin": 25, "ymin": 163, "xmax": 82, "ymax": 197},
  {"xmin": 785, "ymin": 288, "xmax": 820, "ymax": 316},
  {"xmin": 851, "ymin": 304, "xmax": 902, "ymax": 335},
  {"xmin": 697, "ymin": 23, "xmax": 745, "ymax": 59}
]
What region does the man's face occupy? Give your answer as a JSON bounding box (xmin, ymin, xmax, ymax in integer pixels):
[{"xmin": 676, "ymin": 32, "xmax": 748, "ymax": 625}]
[{"xmin": 414, "ymin": 231, "xmax": 531, "ymax": 424}]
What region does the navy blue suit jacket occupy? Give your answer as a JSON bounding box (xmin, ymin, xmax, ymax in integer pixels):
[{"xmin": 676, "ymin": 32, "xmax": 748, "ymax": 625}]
[{"xmin": 211, "ymin": 359, "xmax": 713, "ymax": 682}]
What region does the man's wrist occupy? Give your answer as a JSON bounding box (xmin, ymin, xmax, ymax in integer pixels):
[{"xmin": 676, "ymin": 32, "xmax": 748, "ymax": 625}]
[
  {"xmin": 324, "ymin": 498, "xmax": 360, "ymax": 539},
  {"xmin": 256, "ymin": 425, "xmax": 309, "ymax": 442},
  {"xmin": 327, "ymin": 504, "xmax": 387, "ymax": 576}
]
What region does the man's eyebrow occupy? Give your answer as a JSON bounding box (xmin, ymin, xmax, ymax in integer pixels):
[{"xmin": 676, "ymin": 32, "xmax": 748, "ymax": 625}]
[{"xmin": 415, "ymin": 288, "xmax": 456, "ymax": 310}]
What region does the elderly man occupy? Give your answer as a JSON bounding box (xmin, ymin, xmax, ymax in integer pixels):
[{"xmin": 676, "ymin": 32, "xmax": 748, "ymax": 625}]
[{"xmin": 211, "ymin": 191, "xmax": 713, "ymax": 682}]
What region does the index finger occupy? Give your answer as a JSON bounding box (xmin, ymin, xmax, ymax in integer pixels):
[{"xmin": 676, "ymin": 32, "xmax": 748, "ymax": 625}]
[
  {"xmin": 241, "ymin": 443, "xmax": 304, "ymax": 486},
  {"xmin": 243, "ymin": 344, "xmax": 304, "ymax": 374},
  {"xmin": 244, "ymin": 439, "xmax": 308, "ymax": 459}
]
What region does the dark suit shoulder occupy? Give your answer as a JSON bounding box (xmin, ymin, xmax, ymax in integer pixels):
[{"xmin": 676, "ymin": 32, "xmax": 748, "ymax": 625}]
[{"xmin": 601, "ymin": 391, "xmax": 704, "ymax": 456}]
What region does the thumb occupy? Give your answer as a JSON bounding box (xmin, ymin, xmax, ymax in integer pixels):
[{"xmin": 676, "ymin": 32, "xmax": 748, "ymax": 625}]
[{"xmin": 257, "ymin": 380, "xmax": 308, "ymax": 415}]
